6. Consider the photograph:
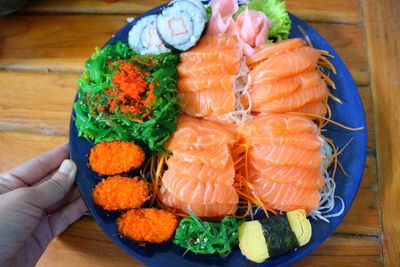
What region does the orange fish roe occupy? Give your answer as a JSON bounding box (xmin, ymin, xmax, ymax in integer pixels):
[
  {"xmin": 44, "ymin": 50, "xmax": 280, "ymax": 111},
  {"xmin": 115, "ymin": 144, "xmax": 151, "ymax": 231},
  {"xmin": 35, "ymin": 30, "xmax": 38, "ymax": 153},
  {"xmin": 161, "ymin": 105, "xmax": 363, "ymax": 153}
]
[
  {"xmin": 88, "ymin": 141, "xmax": 145, "ymax": 175},
  {"xmin": 104, "ymin": 61, "xmax": 156, "ymax": 118},
  {"xmin": 92, "ymin": 176, "xmax": 150, "ymax": 211},
  {"xmin": 112, "ymin": 62, "xmax": 148, "ymax": 102},
  {"xmin": 117, "ymin": 208, "xmax": 178, "ymax": 243}
]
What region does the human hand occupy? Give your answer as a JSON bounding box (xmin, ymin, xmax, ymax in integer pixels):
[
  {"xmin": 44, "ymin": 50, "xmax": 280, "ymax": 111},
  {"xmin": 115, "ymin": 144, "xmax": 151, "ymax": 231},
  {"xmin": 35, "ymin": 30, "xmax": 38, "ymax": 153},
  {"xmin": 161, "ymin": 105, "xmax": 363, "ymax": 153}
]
[{"xmin": 0, "ymin": 142, "xmax": 87, "ymax": 267}]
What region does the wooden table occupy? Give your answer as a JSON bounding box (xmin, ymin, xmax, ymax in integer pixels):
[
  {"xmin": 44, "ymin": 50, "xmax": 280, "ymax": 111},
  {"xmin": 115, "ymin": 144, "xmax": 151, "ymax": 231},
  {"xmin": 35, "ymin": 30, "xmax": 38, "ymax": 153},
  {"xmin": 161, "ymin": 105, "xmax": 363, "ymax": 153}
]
[{"xmin": 0, "ymin": 0, "xmax": 398, "ymax": 266}]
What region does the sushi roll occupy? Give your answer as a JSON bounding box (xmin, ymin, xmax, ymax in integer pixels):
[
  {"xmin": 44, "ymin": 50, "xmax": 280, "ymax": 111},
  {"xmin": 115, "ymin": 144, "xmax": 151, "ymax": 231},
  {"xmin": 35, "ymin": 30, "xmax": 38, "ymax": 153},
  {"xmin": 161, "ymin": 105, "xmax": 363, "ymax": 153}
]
[
  {"xmin": 238, "ymin": 210, "xmax": 312, "ymax": 263},
  {"xmin": 156, "ymin": 0, "xmax": 207, "ymax": 51},
  {"xmin": 128, "ymin": 14, "xmax": 171, "ymax": 55},
  {"xmin": 174, "ymin": 0, "xmax": 208, "ymax": 19}
]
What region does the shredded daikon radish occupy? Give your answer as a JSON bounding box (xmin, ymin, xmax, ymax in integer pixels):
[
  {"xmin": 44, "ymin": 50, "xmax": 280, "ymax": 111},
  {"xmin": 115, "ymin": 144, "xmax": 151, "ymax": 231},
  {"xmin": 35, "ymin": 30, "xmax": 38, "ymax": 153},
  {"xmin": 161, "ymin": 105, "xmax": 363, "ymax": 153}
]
[
  {"xmin": 225, "ymin": 62, "xmax": 253, "ymax": 124},
  {"xmin": 309, "ymin": 140, "xmax": 345, "ymax": 222}
]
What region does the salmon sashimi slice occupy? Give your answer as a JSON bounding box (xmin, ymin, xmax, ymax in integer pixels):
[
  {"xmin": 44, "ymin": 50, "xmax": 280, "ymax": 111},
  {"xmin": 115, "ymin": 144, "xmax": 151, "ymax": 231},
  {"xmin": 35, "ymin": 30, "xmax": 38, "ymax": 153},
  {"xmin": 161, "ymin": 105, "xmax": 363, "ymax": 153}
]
[
  {"xmin": 161, "ymin": 170, "xmax": 239, "ymax": 204},
  {"xmin": 250, "ymin": 46, "xmax": 321, "ymax": 81},
  {"xmin": 166, "ymin": 157, "xmax": 235, "ymax": 186},
  {"xmin": 243, "ymin": 132, "xmax": 323, "ymax": 150},
  {"xmin": 181, "ymin": 34, "xmax": 242, "ymax": 57},
  {"xmin": 159, "ymin": 186, "xmax": 238, "ymax": 218},
  {"xmin": 178, "ymin": 60, "xmax": 240, "ymax": 78},
  {"xmin": 248, "ymin": 71, "xmax": 323, "ymax": 104},
  {"xmin": 252, "ymin": 178, "xmax": 321, "ymax": 211},
  {"xmin": 253, "ymin": 78, "xmax": 328, "ymax": 113},
  {"xmin": 178, "ymin": 74, "xmax": 235, "ymax": 92},
  {"xmin": 248, "ymin": 75, "xmax": 301, "ymax": 105},
  {"xmin": 173, "ymin": 144, "xmax": 234, "ymax": 169},
  {"xmin": 179, "ymin": 88, "xmax": 235, "ymax": 117},
  {"xmin": 295, "ymin": 101, "xmax": 327, "ymax": 117},
  {"xmin": 249, "ymin": 145, "xmax": 324, "ymax": 169},
  {"xmin": 194, "ymin": 34, "xmax": 242, "ymax": 50},
  {"xmin": 180, "ymin": 48, "xmax": 242, "ymax": 63},
  {"xmin": 177, "ymin": 34, "xmax": 244, "ymax": 119},
  {"xmin": 240, "ymin": 114, "xmax": 323, "ymax": 149},
  {"xmin": 247, "ymin": 38, "xmax": 306, "ymax": 66},
  {"xmin": 241, "ymin": 114, "xmax": 320, "ymax": 137},
  {"xmin": 168, "ymin": 115, "xmax": 237, "ymax": 150},
  {"xmin": 248, "ymin": 166, "xmax": 324, "ymax": 190}
]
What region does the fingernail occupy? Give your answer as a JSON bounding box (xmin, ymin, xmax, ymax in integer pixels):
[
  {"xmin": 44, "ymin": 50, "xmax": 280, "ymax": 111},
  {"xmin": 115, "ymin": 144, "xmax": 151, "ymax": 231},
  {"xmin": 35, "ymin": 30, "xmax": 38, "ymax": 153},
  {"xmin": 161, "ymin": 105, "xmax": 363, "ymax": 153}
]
[{"xmin": 59, "ymin": 160, "xmax": 74, "ymax": 175}]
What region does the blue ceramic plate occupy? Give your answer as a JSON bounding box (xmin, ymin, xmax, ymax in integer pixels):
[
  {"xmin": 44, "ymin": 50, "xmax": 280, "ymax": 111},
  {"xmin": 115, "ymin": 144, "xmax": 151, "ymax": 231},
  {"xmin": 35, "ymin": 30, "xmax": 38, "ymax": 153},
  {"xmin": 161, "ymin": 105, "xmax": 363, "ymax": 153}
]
[{"xmin": 69, "ymin": 3, "xmax": 367, "ymax": 266}]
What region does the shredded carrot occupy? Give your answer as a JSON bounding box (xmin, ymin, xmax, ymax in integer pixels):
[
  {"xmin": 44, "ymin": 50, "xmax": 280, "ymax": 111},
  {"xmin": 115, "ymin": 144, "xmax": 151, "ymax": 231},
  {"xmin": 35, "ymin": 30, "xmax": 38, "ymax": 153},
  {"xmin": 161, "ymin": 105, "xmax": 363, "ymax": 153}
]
[
  {"xmin": 92, "ymin": 176, "xmax": 150, "ymax": 211},
  {"xmin": 287, "ymin": 112, "xmax": 365, "ymax": 131},
  {"xmin": 232, "ymin": 143, "xmax": 277, "ymax": 218},
  {"xmin": 319, "ymin": 56, "xmax": 337, "ymax": 74},
  {"xmin": 149, "ymin": 155, "xmax": 168, "ymax": 206},
  {"xmin": 328, "ymin": 92, "xmax": 343, "ymax": 104},
  {"xmin": 319, "ymin": 70, "xmax": 336, "ymax": 89},
  {"xmin": 89, "ymin": 141, "xmax": 145, "ymax": 175}
]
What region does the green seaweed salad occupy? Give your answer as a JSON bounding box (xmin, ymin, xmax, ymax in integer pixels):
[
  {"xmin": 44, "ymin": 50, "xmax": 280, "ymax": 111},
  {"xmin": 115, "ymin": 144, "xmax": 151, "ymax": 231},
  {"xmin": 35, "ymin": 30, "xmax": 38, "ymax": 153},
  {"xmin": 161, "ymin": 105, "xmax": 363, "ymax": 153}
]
[
  {"xmin": 74, "ymin": 41, "xmax": 180, "ymax": 152},
  {"xmin": 174, "ymin": 212, "xmax": 243, "ymax": 256}
]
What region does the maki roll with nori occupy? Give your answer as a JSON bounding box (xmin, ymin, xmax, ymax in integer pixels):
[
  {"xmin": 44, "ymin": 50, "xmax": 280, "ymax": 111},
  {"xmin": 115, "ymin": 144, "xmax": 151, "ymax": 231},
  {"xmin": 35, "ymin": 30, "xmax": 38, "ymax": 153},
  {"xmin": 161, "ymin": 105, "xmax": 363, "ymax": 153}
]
[
  {"xmin": 156, "ymin": 0, "xmax": 207, "ymax": 51},
  {"xmin": 128, "ymin": 15, "xmax": 171, "ymax": 55},
  {"xmin": 238, "ymin": 210, "xmax": 312, "ymax": 263}
]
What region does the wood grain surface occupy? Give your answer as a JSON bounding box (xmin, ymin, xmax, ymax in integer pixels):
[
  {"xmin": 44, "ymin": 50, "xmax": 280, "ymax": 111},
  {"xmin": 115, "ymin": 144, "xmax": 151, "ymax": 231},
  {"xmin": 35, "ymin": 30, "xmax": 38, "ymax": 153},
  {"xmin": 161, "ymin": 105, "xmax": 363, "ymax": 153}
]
[
  {"xmin": 363, "ymin": 0, "xmax": 400, "ymax": 265},
  {"xmin": 0, "ymin": 0, "xmax": 395, "ymax": 266},
  {"xmin": 0, "ymin": 16, "xmax": 370, "ymax": 85},
  {"xmin": 22, "ymin": 0, "xmax": 362, "ymax": 24}
]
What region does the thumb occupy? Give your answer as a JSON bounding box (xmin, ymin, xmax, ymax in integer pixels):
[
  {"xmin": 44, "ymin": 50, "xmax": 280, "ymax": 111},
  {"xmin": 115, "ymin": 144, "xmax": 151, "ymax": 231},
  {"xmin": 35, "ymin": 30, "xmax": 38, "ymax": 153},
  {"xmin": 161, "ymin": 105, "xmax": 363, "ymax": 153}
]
[{"xmin": 28, "ymin": 160, "xmax": 77, "ymax": 209}]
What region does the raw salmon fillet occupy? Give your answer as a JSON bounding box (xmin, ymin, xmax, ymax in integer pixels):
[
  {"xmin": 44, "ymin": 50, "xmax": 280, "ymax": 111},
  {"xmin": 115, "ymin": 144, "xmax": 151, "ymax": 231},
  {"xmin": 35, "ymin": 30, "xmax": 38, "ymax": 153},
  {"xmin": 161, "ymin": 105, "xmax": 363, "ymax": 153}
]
[
  {"xmin": 249, "ymin": 71, "xmax": 323, "ymax": 103},
  {"xmin": 194, "ymin": 34, "xmax": 243, "ymax": 49},
  {"xmin": 248, "ymin": 165, "xmax": 324, "ymax": 190},
  {"xmin": 247, "ymin": 38, "xmax": 307, "ymax": 66},
  {"xmin": 295, "ymin": 101, "xmax": 327, "ymax": 117},
  {"xmin": 252, "ymin": 178, "xmax": 321, "ymax": 211},
  {"xmin": 160, "ymin": 116, "xmax": 239, "ymax": 218},
  {"xmin": 179, "ymin": 89, "xmax": 235, "ymax": 117},
  {"xmin": 246, "ymin": 40, "xmax": 329, "ymax": 116},
  {"xmin": 242, "ymin": 132, "xmax": 323, "ymax": 150},
  {"xmin": 158, "ymin": 186, "xmax": 238, "ymax": 217},
  {"xmin": 166, "ymin": 157, "xmax": 235, "ymax": 186},
  {"xmin": 168, "ymin": 115, "xmax": 237, "ymax": 150},
  {"xmin": 177, "ymin": 34, "xmax": 243, "ymax": 120},
  {"xmin": 238, "ymin": 115, "xmax": 325, "ymax": 212},
  {"xmin": 178, "ymin": 60, "xmax": 240, "ymax": 78},
  {"xmin": 250, "ymin": 46, "xmax": 321, "ymax": 81},
  {"xmin": 249, "ymin": 145, "xmax": 324, "ymax": 169},
  {"xmin": 181, "ymin": 34, "xmax": 242, "ymax": 59},
  {"xmin": 253, "ymin": 79, "xmax": 328, "ymax": 113},
  {"xmin": 172, "ymin": 144, "xmax": 233, "ymax": 169},
  {"xmin": 161, "ymin": 170, "xmax": 238, "ymax": 205},
  {"xmin": 240, "ymin": 114, "xmax": 320, "ymax": 136},
  {"xmin": 178, "ymin": 74, "xmax": 235, "ymax": 92}
]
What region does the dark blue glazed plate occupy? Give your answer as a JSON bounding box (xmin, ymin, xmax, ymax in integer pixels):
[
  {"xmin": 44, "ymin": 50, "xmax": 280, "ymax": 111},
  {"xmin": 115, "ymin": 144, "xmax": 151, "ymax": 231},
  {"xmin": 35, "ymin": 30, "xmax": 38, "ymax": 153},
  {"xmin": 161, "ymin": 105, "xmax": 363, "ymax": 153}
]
[{"xmin": 69, "ymin": 3, "xmax": 367, "ymax": 267}]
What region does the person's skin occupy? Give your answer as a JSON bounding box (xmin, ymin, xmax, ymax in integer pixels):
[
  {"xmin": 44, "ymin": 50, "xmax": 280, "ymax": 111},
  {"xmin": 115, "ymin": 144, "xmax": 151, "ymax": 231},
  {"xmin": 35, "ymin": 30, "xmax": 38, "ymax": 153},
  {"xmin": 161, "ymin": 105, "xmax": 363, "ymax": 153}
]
[{"xmin": 0, "ymin": 142, "xmax": 87, "ymax": 267}]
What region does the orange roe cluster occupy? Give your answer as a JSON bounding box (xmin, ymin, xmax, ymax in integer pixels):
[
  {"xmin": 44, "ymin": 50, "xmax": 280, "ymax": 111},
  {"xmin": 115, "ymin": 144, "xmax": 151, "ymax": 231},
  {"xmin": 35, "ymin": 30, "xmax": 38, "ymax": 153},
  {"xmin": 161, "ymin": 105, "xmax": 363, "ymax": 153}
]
[
  {"xmin": 88, "ymin": 141, "xmax": 145, "ymax": 175},
  {"xmin": 92, "ymin": 176, "xmax": 150, "ymax": 211},
  {"xmin": 103, "ymin": 61, "xmax": 156, "ymax": 118},
  {"xmin": 117, "ymin": 208, "xmax": 178, "ymax": 243}
]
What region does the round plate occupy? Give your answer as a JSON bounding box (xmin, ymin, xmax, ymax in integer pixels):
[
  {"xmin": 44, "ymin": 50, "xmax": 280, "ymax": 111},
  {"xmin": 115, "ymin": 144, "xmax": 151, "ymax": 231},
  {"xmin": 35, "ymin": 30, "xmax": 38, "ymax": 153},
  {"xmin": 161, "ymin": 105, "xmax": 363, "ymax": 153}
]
[{"xmin": 69, "ymin": 3, "xmax": 367, "ymax": 266}]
